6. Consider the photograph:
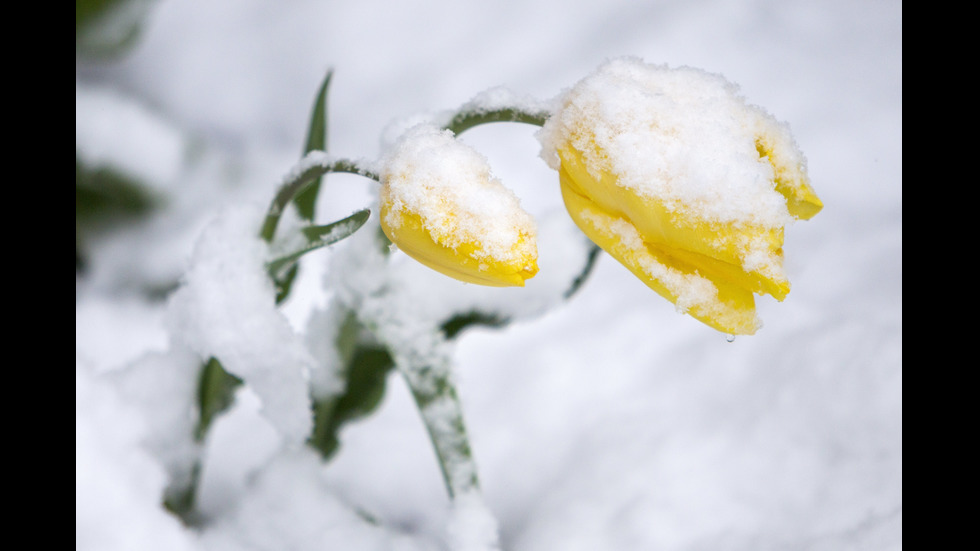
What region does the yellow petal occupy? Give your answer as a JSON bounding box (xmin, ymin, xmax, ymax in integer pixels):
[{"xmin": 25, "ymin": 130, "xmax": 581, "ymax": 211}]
[
  {"xmin": 378, "ymin": 124, "xmax": 539, "ymax": 288},
  {"xmin": 539, "ymin": 58, "xmax": 822, "ymax": 334},
  {"xmin": 380, "ymin": 203, "xmax": 537, "ymax": 287},
  {"xmin": 558, "ymin": 145, "xmax": 790, "ymax": 301},
  {"xmin": 752, "ymin": 117, "xmax": 823, "ymax": 220},
  {"xmin": 560, "ymin": 168, "xmax": 760, "ymax": 335}
]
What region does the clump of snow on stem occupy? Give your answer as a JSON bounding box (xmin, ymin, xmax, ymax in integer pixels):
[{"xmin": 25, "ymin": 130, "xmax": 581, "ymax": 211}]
[
  {"xmin": 445, "ymin": 491, "xmax": 501, "ymax": 551},
  {"xmin": 167, "ymin": 205, "xmax": 316, "ymax": 446},
  {"xmin": 452, "ymin": 86, "xmax": 554, "ymax": 121},
  {"xmin": 538, "ymin": 56, "xmax": 801, "ymax": 228},
  {"xmin": 303, "ymin": 303, "xmax": 351, "ymax": 400},
  {"xmin": 420, "ymin": 395, "xmax": 478, "ymax": 490}
]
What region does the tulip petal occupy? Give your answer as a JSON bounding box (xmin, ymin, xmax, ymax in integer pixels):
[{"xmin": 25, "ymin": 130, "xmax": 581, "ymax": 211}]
[
  {"xmin": 758, "ymin": 138, "xmax": 823, "ymax": 221},
  {"xmin": 559, "ymin": 145, "xmax": 790, "ymax": 301},
  {"xmin": 540, "ymin": 58, "xmax": 822, "ymax": 333},
  {"xmin": 379, "ymin": 124, "xmax": 538, "ymax": 287},
  {"xmin": 751, "ymin": 115, "xmax": 823, "ymax": 220},
  {"xmin": 381, "ymin": 206, "xmax": 537, "ymax": 287},
  {"xmin": 560, "ymin": 168, "xmax": 760, "ymax": 335}
]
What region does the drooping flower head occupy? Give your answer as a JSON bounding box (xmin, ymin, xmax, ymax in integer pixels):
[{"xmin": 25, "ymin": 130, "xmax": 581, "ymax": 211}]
[
  {"xmin": 380, "ymin": 124, "xmax": 538, "ymax": 287},
  {"xmin": 538, "ymin": 57, "xmax": 822, "ymax": 334}
]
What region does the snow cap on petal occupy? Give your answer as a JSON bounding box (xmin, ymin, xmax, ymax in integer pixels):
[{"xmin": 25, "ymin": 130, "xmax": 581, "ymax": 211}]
[
  {"xmin": 539, "ymin": 58, "xmax": 822, "ymax": 334},
  {"xmin": 380, "ymin": 124, "xmax": 538, "ymax": 287}
]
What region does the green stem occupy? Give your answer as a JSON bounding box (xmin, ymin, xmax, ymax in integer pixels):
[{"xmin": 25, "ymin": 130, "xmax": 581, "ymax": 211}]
[
  {"xmin": 260, "ymin": 155, "xmax": 380, "ymax": 243},
  {"xmin": 399, "ymin": 359, "xmax": 480, "ymax": 499},
  {"xmin": 261, "ymin": 103, "xmax": 550, "ymax": 244},
  {"xmin": 443, "ymin": 106, "xmax": 550, "ymax": 136}
]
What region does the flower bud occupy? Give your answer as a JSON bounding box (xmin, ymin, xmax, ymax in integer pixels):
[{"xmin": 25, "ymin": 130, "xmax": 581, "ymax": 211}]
[
  {"xmin": 539, "ymin": 58, "xmax": 822, "ymax": 334},
  {"xmin": 380, "ymin": 124, "xmax": 538, "ymax": 287}
]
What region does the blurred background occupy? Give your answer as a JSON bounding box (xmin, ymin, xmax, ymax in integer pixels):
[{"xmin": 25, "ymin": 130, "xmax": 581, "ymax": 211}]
[{"xmin": 76, "ymin": 1, "xmax": 902, "ymax": 549}]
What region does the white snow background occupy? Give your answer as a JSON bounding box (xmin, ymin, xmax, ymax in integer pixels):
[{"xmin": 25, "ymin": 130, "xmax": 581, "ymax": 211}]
[{"xmin": 76, "ymin": 1, "xmax": 902, "ymax": 550}]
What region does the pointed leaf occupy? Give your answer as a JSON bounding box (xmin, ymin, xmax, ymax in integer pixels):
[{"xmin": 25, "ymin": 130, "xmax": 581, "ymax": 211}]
[
  {"xmin": 309, "ymin": 310, "xmax": 396, "ymax": 460},
  {"xmin": 274, "ymin": 264, "xmax": 299, "ymax": 305},
  {"xmin": 295, "ymin": 69, "xmax": 333, "ymax": 220},
  {"xmin": 195, "ymin": 357, "xmax": 242, "ymax": 442},
  {"xmin": 310, "ymin": 344, "xmax": 394, "ymax": 459},
  {"xmin": 267, "ymin": 209, "xmax": 370, "ymax": 282}
]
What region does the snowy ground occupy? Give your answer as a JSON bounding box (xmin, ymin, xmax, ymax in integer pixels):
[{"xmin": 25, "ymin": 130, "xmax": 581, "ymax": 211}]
[{"xmin": 76, "ymin": 1, "xmax": 902, "ymax": 550}]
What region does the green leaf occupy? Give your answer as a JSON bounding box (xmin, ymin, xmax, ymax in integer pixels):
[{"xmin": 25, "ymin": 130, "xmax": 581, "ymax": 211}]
[
  {"xmin": 440, "ymin": 311, "xmax": 510, "ymax": 340},
  {"xmin": 167, "ymin": 357, "xmax": 241, "ymax": 525},
  {"xmin": 162, "ymin": 462, "xmax": 204, "ymax": 526},
  {"xmin": 194, "ymin": 357, "xmax": 242, "ymax": 442},
  {"xmin": 294, "ymin": 69, "xmax": 333, "ymax": 221},
  {"xmin": 274, "ymin": 264, "xmax": 299, "ymax": 305},
  {"xmin": 76, "ymin": 0, "xmax": 149, "ymax": 58},
  {"xmin": 77, "ymin": 0, "xmax": 122, "ymax": 30},
  {"xmin": 267, "ymin": 209, "xmax": 370, "ymax": 283},
  {"xmin": 309, "ymin": 345, "xmax": 394, "ymax": 458},
  {"xmin": 309, "ymin": 312, "xmax": 396, "ymax": 459},
  {"xmin": 77, "ymin": 156, "xmax": 159, "ymax": 272},
  {"xmin": 260, "ymin": 158, "xmax": 378, "ymax": 243},
  {"xmin": 76, "ymin": 157, "xmax": 156, "ymax": 222}
]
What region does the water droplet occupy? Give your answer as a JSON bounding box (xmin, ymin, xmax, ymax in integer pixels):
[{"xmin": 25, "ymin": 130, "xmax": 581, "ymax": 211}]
[{"xmin": 726, "ymin": 334, "xmax": 736, "ymax": 343}]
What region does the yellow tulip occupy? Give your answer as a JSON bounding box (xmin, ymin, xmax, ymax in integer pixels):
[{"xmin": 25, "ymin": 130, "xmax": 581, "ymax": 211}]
[
  {"xmin": 541, "ymin": 58, "xmax": 822, "ymax": 334},
  {"xmin": 379, "ymin": 124, "xmax": 538, "ymax": 287}
]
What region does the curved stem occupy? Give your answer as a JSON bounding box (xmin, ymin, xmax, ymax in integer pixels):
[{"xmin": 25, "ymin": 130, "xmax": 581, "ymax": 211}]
[
  {"xmin": 443, "ymin": 106, "xmax": 550, "ymax": 136},
  {"xmin": 260, "ymin": 153, "xmax": 380, "ymax": 242},
  {"xmin": 263, "ymin": 95, "xmax": 551, "ymax": 243}
]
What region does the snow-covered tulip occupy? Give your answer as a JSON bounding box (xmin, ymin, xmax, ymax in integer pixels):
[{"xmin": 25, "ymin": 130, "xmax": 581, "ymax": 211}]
[
  {"xmin": 380, "ymin": 124, "xmax": 538, "ymax": 287},
  {"xmin": 539, "ymin": 58, "xmax": 822, "ymax": 334}
]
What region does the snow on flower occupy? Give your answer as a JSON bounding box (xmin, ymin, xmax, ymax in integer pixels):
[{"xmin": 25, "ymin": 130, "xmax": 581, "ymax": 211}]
[
  {"xmin": 538, "ymin": 57, "xmax": 823, "ymax": 334},
  {"xmin": 379, "ymin": 124, "xmax": 539, "ymax": 287}
]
